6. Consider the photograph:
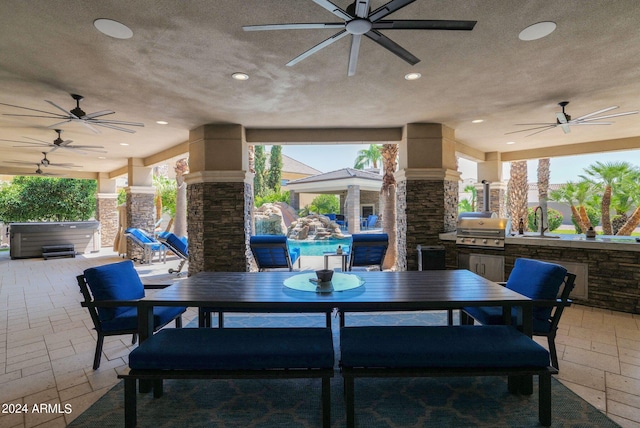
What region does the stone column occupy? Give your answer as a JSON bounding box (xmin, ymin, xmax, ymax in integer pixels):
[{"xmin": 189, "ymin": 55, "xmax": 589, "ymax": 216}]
[
  {"xmin": 185, "ymin": 124, "xmax": 253, "ymax": 274},
  {"xmin": 96, "ymin": 173, "xmax": 118, "ymax": 248},
  {"xmin": 477, "ymin": 152, "xmax": 507, "ymax": 217},
  {"xmin": 346, "ymin": 185, "xmax": 361, "ymax": 234},
  {"xmin": 125, "ymin": 158, "xmax": 155, "ymax": 260},
  {"xmin": 396, "ymin": 123, "xmax": 461, "ymax": 271},
  {"xmin": 289, "ymin": 190, "xmax": 299, "ymax": 211}
]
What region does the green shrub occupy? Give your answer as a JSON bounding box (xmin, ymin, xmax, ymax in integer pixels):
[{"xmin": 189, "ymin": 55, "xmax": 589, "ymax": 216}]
[{"xmin": 527, "ymin": 207, "xmax": 563, "ymax": 232}]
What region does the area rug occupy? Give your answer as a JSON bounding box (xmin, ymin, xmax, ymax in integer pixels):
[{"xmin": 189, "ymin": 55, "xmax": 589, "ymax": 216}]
[{"xmin": 68, "ymin": 312, "xmax": 620, "ymax": 428}]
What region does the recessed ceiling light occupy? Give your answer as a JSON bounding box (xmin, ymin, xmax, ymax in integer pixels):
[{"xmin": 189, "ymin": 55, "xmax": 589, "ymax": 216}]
[
  {"xmin": 506, "ymin": 141, "xmax": 516, "ymax": 145},
  {"xmin": 156, "ymin": 120, "xmax": 169, "ymax": 125},
  {"xmin": 519, "ymin": 21, "xmax": 556, "ymax": 41},
  {"xmin": 94, "ymin": 19, "xmax": 133, "ymax": 39},
  {"xmin": 119, "ymin": 143, "xmax": 129, "ymax": 146},
  {"xmin": 98, "ymin": 156, "xmax": 107, "ymax": 159},
  {"xmin": 471, "ymin": 119, "xmax": 484, "ymax": 124},
  {"xmin": 232, "ymin": 72, "xmax": 249, "ymax": 81},
  {"xmin": 404, "ymin": 72, "xmax": 421, "ymax": 81}
]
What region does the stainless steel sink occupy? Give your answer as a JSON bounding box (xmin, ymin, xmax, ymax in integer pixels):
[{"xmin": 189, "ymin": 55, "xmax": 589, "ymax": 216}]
[{"xmin": 519, "ymin": 234, "xmax": 561, "ymax": 239}]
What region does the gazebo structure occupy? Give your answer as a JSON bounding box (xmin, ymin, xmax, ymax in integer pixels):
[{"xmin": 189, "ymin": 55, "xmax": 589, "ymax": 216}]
[{"xmin": 285, "ymin": 168, "xmax": 382, "ymax": 234}]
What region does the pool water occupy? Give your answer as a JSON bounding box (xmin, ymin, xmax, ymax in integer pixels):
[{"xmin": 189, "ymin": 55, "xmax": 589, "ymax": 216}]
[{"xmin": 288, "ymin": 239, "xmax": 351, "ymax": 256}]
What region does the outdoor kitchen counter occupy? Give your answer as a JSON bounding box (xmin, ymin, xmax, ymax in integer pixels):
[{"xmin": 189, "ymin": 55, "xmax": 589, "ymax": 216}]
[
  {"xmin": 438, "ymin": 231, "xmax": 640, "ymax": 313},
  {"xmin": 439, "ymin": 231, "xmax": 640, "ymax": 252}
]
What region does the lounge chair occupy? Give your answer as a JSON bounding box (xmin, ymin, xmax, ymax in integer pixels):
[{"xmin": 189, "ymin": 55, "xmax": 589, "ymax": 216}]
[
  {"xmin": 361, "ymin": 214, "xmax": 378, "ymax": 229},
  {"xmin": 250, "ymin": 235, "xmax": 300, "ymax": 271},
  {"xmin": 157, "ymin": 231, "xmax": 188, "ymax": 275},
  {"xmin": 124, "ymin": 227, "xmax": 166, "ymax": 264}
]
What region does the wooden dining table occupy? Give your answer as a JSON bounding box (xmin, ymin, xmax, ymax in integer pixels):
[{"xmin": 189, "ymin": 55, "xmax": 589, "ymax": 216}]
[{"xmin": 137, "ymin": 269, "xmax": 533, "ymax": 342}]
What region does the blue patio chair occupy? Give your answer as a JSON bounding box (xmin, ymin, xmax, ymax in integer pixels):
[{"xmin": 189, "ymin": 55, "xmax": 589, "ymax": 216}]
[
  {"xmin": 125, "ymin": 227, "xmax": 166, "ymax": 264},
  {"xmin": 347, "ymin": 233, "xmax": 388, "ymax": 271},
  {"xmin": 361, "ymin": 214, "xmax": 378, "ymax": 229},
  {"xmin": 250, "ymin": 235, "xmax": 301, "ymax": 271},
  {"xmin": 461, "ymin": 258, "xmax": 576, "ymax": 369},
  {"xmin": 77, "ymin": 260, "xmax": 185, "ymax": 369},
  {"xmin": 335, "ymin": 214, "xmax": 346, "ymax": 229},
  {"xmin": 325, "ymin": 213, "xmax": 337, "ymax": 221},
  {"xmin": 157, "ymin": 231, "xmax": 188, "ymax": 275}
]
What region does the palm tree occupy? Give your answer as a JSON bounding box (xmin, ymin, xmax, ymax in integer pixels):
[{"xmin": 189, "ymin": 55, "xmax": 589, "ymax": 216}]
[
  {"xmin": 573, "ymin": 180, "xmax": 594, "ymax": 231},
  {"xmin": 550, "ymin": 182, "xmax": 586, "ymax": 232},
  {"xmin": 354, "ymin": 145, "xmax": 382, "ymax": 170},
  {"xmin": 173, "ymin": 158, "xmax": 189, "ymax": 237},
  {"xmin": 537, "ymin": 158, "xmax": 550, "ymax": 230},
  {"xmin": 580, "ymin": 161, "xmax": 635, "ymax": 235},
  {"xmin": 380, "ymin": 143, "xmax": 398, "ymax": 270},
  {"xmin": 463, "ymin": 184, "xmax": 477, "ymax": 212},
  {"xmin": 507, "ymin": 161, "xmax": 528, "ymax": 231},
  {"xmin": 615, "ymin": 169, "xmax": 640, "ymax": 235}
]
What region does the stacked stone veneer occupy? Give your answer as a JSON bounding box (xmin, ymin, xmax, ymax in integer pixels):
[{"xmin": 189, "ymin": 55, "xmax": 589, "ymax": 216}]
[
  {"xmin": 397, "ymin": 179, "xmax": 458, "ymax": 271},
  {"xmin": 96, "ymin": 196, "xmax": 118, "ymax": 247},
  {"xmin": 477, "ymin": 188, "xmax": 506, "ymax": 218},
  {"xmin": 126, "ymin": 192, "xmax": 155, "ymax": 260},
  {"xmin": 187, "ymin": 181, "xmax": 252, "ymax": 274}
]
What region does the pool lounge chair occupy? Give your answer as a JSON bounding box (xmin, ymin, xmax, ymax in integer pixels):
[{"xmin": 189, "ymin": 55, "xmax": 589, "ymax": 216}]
[
  {"xmin": 250, "ymin": 235, "xmax": 300, "ymax": 271},
  {"xmin": 157, "ymin": 232, "xmax": 189, "ymax": 275},
  {"xmin": 125, "ymin": 228, "xmax": 166, "ymax": 264}
]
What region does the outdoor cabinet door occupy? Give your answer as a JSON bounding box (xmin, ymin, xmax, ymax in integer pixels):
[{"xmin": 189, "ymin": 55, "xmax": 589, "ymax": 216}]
[{"xmin": 468, "ymin": 254, "xmax": 505, "ymax": 282}]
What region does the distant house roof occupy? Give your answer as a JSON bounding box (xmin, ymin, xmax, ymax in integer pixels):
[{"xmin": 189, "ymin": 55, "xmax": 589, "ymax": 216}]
[
  {"xmin": 265, "ymin": 153, "xmax": 322, "ymax": 176},
  {"xmin": 284, "ymin": 168, "xmax": 382, "ymax": 193}
]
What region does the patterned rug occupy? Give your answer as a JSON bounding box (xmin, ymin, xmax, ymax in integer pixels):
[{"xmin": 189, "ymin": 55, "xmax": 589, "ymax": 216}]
[{"xmin": 68, "ymin": 312, "xmax": 620, "ymax": 428}]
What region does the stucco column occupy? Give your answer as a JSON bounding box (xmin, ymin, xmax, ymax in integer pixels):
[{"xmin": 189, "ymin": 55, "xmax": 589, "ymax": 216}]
[
  {"xmin": 125, "ymin": 158, "xmax": 156, "ymax": 260},
  {"xmin": 185, "ymin": 124, "xmax": 254, "ymax": 274},
  {"xmin": 346, "ymin": 185, "xmax": 361, "ymax": 234},
  {"xmin": 477, "ymin": 152, "xmax": 507, "ymax": 217},
  {"xmin": 396, "ymin": 123, "xmax": 461, "ymax": 271},
  {"xmin": 96, "ymin": 173, "xmax": 118, "ymax": 247}
]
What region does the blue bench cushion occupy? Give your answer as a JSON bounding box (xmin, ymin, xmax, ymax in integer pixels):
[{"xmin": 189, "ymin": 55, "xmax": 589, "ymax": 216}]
[
  {"xmin": 84, "ymin": 260, "xmax": 145, "ymax": 322},
  {"xmin": 340, "ymin": 325, "xmax": 550, "ymax": 369},
  {"xmin": 130, "ymin": 328, "xmax": 334, "ymax": 370},
  {"xmin": 462, "ymin": 306, "xmax": 552, "ymax": 334}
]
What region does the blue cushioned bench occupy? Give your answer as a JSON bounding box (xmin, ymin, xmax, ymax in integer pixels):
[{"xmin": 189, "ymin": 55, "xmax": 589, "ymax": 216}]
[
  {"xmin": 118, "ymin": 327, "xmax": 335, "ymax": 428},
  {"xmin": 340, "ymin": 325, "xmax": 558, "ymax": 427}
]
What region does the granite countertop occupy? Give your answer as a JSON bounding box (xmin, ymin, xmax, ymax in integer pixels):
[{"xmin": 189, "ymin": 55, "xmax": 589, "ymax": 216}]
[{"xmin": 439, "ymin": 231, "xmax": 640, "ymax": 251}]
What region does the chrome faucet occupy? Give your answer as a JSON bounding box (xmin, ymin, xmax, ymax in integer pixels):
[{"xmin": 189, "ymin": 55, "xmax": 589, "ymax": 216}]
[{"xmin": 533, "ymin": 206, "xmax": 548, "ymax": 236}]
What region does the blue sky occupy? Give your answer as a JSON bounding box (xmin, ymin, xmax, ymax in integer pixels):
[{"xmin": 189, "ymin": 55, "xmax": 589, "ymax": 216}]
[{"xmin": 281, "ymin": 144, "xmax": 640, "ymax": 184}]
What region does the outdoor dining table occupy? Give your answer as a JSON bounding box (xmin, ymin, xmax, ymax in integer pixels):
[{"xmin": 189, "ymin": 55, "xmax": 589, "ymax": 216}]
[{"xmin": 137, "ymin": 269, "xmax": 533, "ymax": 342}]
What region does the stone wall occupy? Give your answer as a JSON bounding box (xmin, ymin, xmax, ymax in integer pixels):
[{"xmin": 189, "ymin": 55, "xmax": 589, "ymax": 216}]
[
  {"xmin": 397, "ymin": 179, "xmax": 458, "ymax": 271},
  {"xmin": 96, "ymin": 196, "xmax": 118, "ymax": 247},
  {"xmin": 187, "ymin": 181, "xmax": 251, "ymax": 274},
  {"xmin": 477, "ymin": 188, "xmax": 506, "ymax": 217},
  {"xmin": 125, "ymin": 192, "xmax": 155, "ymax": 260}
]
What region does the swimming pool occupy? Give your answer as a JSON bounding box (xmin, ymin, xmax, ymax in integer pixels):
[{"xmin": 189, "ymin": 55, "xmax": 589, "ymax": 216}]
[{"xmin": 288, "ymin": 238, "xmax": 351, "ymax": 256}]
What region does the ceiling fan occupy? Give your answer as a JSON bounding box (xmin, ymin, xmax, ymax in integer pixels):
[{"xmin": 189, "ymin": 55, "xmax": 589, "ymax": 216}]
[
  {"xmin": 0, "ymin": 129, "xmax": 107, "ymax": 154},
  {"xmin": 507, "ymin": 101, "xmax": 639, "ymax": 137},
  {"xmin": 0, "ymin": 93, "xmax": 144, "ymax": 134},
  {"xmin": 5, "ymin": 152, "xmax": 81, "ymax": 169},
  {"xmin": 243, "ymin": 0, "xmax": 476, "ymax": 76}
]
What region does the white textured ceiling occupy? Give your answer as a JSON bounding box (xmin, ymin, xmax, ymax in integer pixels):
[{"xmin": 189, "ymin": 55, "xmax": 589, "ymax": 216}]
[{"xmin": 0, "ymin": 1, "xmax": 639, "ymax": 177}]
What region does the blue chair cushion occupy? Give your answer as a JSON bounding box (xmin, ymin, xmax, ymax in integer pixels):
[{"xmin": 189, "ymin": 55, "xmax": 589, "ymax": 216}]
[
  {"xmin": 350, "ymin": 233, "xmax": 388, "ymax": 266},
  {"xmin": 129, "ymin": 328, "xmax": 334, "ymax": 370},
  {"xmin": 100, "ymin": 305, "xmax": 186, "ymax": 332},
  {"xmin": 83, "ymin": 260, "xmax": 145, "ymax": 322},
  {"xmin": 340, "ymin": 325, "xmax": 550, "ymax": 368},
  {"xmin": 126, "ymin": 228, "xmax": 164, "ymax": 251},
  {"xmin": 166, "ymin": 233, "xmax": 188, "ymax": 257}
]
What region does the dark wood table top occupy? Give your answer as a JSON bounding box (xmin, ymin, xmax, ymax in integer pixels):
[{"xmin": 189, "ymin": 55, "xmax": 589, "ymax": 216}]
[{"xmin": 141, "ymin": 270, "xmax": 530, "ymax": 312}]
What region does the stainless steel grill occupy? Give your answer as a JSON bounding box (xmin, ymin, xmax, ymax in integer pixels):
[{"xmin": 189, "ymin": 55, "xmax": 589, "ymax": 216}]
[{"xmin": 456, "ymin": 217, "xmax": 509, "ymax": 249}]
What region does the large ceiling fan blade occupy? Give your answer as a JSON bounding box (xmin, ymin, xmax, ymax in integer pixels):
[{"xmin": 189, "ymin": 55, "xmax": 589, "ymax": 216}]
[
  {"xmin": 312, "ymin": 0, "xmax": 353, "ymax": 20},
  {"xmin": 45, "ymin": 100, "xmax": 77, "ymax": 118},
  {"xmin": 369, "ymin": 0, "xmax": 416, "ymax": 22},
  {"xmin": 373, "ymin": 19, "xmax": 476, "ymax": 30},
  {"xmin": 572, "ymin": 106, "xmax": 618, "ymax": 122},
  {"xmin": 243, "ymin": 23, "xmax": 345, "ymax": 31},
  {"xmin": 287, "ymin": 30, "xmax": 349, "ymax": 66},
  {"xmin": 348, "ymin": 34, "xmax": 363, "ymax": 76},
  {"xmin": 560, "ymin": 124, "xmax": 571, "ymax": 134},
  {"xmin": 505, "ymin": 125, "xmax": 556, "ymax": 135},
  {"xmin": 354, "ymin": 0, "xmax": 370, "ymax": 18},
  {"xmin": 578, "ymin": 110, "xmax": 639, "ymax": 122},
  {"xmin": 24, "ymin": 136, "xmax": 54, "ymax": 145},
  {"xmin": 572, "ymin": 121, "xmax": 614, "ymax": 125},
  {"xmin": 364, "ymin": 30, "xmax": 419, "ymax": 65},
  {"xmin": 89, "ymin": 118, "xmax": 145, "ymax": 127},
  {"xmin": 556, "ymin": 112, "xmax": 568, "ymax": 124},
  {"xmin": 83, "ymin": 110, "xmax": 115, "ymax": 119},
  {"xmin": 2, "ymin": 113, "xmax": 66, "ymax": 119},
  {"xmin": 0, "ymin": 102, "xmax": 64, "ymax": 117},
  {"xmin": 47, "ymin": 119, "xmax": 72, "ymax": 129},
  {"xmin": 91, "ymin": 122, "xmax": 137, "ymax": 134}
]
